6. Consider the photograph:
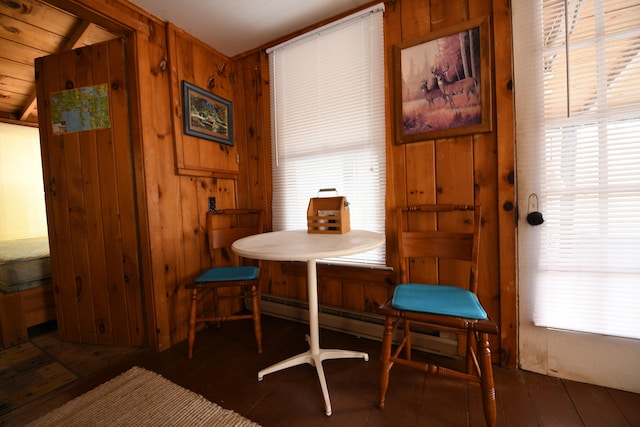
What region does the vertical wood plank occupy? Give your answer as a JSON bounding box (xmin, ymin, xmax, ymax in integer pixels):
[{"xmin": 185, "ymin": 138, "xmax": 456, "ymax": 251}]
[
  {"xmin": 474, "ymin": 131, "xmax": 502, "ymax": 359},
  {"xmin": 258, "ymin": 52, "xmax": 273, "ymax": 225},
  {"xmin": 255, "ymin": 52, "xmax": 272, "ymax": 216},
  {"xmin": 175, "ymin": 35, "xmax": 200, "ymax": 169},
  {"xmin": 132, "ymin": 20, "xmax": 175, "ymax": 351},
  {"xmin": 342, "ymin": 281, "xmax": 365, "ymax": 312},
  {"xmin": 0, "ymin": 293, "xmax": 27, "ymax": 347},
  {"xmin": 469, "ymin": 0, "xmax": 493, "ymax": 17},
  {"xmin": 175, "ymin": 176, "xmax": 202, "ymax": 343},
  {"xmin": 268, "ymin": 262, "xmax": 289, "ymax": 297},
  {"xmin": 58, "ymin": 48, "xmax": 97, "ymax": 344},
  {"xmin": 233, "ymin": 57, "xmax": 250, "ymax": 207},
  {"xmin": 385, "ymin": 0, "xmax": 405, "ymax": 273},
  {"xmin": 107, "ymin": 37, "xmax": 145, "ymax": 346},
  {"xmin": 284, "ymin": 264, "xmax": 307, "ymax": 302},
  {"xmin": 22, "ymin": 284, "xmax": 56, "ymax": 328},
  {"xmin": 235, "ymin": 53, "xmax": 268, "ymax": 212},
  {"xmin": 167, "ymin": 24, "xmax": 184, "ymax": 171},
  {"xmin": 434, "ymin": 138, "xmax": 474, "ymax": 292},
  {"xmin": 436, "ymin": 137, "xmax": 474, "ymax": 202},
  {"xmin": 318, "ymin": 277, "xmax": 342, "ymax": 308},
  {"xmin": 77, "ymin": 42, "xmax": 113, "ymax": 345},
  {"xmin": 400, "ymin": 0, "xmax": 431, "ymax": 39},
  {"xmin": 469, "ymin": 0, "xmax": 502, "ymax": 354},
  {"xmin": 35, "ymin": 53, "xmax": 78, "ymax": 342},
  {"xmin": 430, "ymin": 0, "xmax": 468, "ymax": 29},
  {"xmin": 492, "ymin": 0, "xmax": 517, "ymax": 367},
  {"xmin": 363, "ymin": 277, "xmax": 393, "ymax": 312},
  {"xmin": 405, "ymin": 141, "xmax": 436, "ymax": 205}
]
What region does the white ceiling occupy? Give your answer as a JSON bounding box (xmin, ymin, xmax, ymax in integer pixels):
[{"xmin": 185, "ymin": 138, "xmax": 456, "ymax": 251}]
[{"xmin": 128, "ymin": 0, "xmax": 373, "ymax": 57}]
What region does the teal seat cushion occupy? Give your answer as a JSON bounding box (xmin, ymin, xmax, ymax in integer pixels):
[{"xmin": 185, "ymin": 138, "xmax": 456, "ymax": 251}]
[
  {"xmin": 195, "ymin": 266, "xmax": 259, "ymax": 283},
  {"xmin": 392, "ymin": 283, "xmax": 487, "ymax": 320}
]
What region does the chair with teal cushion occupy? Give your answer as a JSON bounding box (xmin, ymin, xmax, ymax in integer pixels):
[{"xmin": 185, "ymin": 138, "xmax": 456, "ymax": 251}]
[
  {"xmin": 377, "ymin": 204, "xmax": 498, "ymax": 427},
  {"xmin": 186, "ymin": 209, "xmax": 264, "ymax": 358}
]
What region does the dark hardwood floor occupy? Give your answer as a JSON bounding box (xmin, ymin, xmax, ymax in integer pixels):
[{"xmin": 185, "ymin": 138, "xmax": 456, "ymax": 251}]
[{"xmin": 2, "ymin": 315, "xmax": 639, "ymax": 426}]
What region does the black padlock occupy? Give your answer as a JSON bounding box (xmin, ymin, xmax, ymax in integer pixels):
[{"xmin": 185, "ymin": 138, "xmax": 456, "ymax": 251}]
[{"xmin": 527, "ymin": 194, "xmax": 544, "ymax": 226}]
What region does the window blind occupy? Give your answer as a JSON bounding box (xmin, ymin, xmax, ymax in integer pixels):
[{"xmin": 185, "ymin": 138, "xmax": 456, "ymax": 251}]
[
  {"xmin": 513, "ymin": 0, "xmax": 640, "ymax": 339},
  {"xmin": 268, "ymin": 4, "xmax": 386, "ymax": 266}
]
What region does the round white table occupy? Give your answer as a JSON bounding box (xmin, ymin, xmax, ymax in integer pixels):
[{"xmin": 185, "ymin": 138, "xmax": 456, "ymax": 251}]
[{"xmin": 232, "ymin": 229, "xmax": 385, "ymax": 416}]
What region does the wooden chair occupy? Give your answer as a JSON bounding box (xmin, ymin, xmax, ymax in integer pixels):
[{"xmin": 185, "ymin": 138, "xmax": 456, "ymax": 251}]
[
  {"xmin": 186, "ymin": 209, "xmax": 264, "ymax": 359},
  {"xmin": 377, "ymin": 204, "xmax": 498, "ymax": 427}
]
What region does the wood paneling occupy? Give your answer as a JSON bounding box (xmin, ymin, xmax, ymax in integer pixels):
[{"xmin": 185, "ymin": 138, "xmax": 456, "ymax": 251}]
[
  {"xmin": 492, "ymin": 0, "xmax": 517, "ymax": 367},
  {"xmin": 127, "ymin": 13, "xmax": 174, "ymax": 353},
  {"xmin": 163, "ymin": 25, "xmax": 271, "ymax": 347},
  {"xmin": 37, "ymin": 0, "xmax": 515, "ymax": 365},
  {"xmin": 168, "ymin": 24, "xmax": 238, "ymax": 178},
  {"xmin": 233, "ymin": 52, "xmax": 271, "ymax": 218},
  {"xmin": 35, "ymin": 37, "xmax": 144, "ymax": 347},
  {"xmin": 233, "ymin": 0, "xmax": 515, "ymax": 364}
]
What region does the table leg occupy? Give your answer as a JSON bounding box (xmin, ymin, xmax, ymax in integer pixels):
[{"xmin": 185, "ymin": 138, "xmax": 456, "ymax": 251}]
[
  {"xmin": 257, "ymin": 259, "xmax": 369, "ymax": 416},
  {"xmin": 306, "ymin": 259, "xmax": 320, "ymax": 354}
]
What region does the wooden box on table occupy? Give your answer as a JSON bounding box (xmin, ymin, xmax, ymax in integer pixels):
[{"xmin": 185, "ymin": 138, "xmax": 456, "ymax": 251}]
[{"xmin": 307, "ymin": 192, "xmax": 350, "ymax": 234}]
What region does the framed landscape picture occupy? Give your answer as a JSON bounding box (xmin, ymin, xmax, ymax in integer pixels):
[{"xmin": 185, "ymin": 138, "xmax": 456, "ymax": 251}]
[
  {"xmin": 394, "ymin": 16, "xmax": 492, "ymax": 143},
  {"xmin": 182, "ymin": 80, "xmax": 233, "ymax": 146}
]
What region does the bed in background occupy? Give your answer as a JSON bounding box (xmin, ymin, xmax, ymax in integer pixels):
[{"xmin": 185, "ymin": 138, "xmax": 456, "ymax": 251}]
[
  {"xmin": 0, "ymin": 237, "xmax": 55, "ymax": 348},
  {"xmin": 0, "ymin": 237, "xmax": 52, "ymax": 293}
]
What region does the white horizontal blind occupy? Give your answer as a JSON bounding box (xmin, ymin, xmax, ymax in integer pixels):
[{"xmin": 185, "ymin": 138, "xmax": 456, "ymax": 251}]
[
  {"xmin": 268, "ymin": 4, "xmax": 386, "ymax": 266},
  {"xmin": 514, "ymin": 0, "xmax": 640, "ymax": 339},
  {"xmin": 0, "ymin": 123, "xmax": 48, "ymax": 241}
]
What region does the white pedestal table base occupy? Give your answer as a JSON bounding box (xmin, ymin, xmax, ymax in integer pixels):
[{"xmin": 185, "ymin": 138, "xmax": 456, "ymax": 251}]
[
  {"xmin": 256, "ymin": 259, "xmax": 369, "ymax": 416},
  {"xmin": 257, "ymin": 337, "xmax": 369, "ymax": 416}
]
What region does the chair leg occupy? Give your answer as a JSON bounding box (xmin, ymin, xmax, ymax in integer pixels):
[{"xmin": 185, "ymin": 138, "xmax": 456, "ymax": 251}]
[
  {"xmin": 250, "ymin": 284, "xmax": 262, "ymax": 353},
  {"xmin": 213, "ymin": 288, "xmax": 221, "ymax": 328},
  {"xmin": 478, "ymin": 332, "xmax": 497, "ymax": 427},
  {"xmin": 378, "ymin": 315, "xmax": 394, "ymax": 409},
  {"xmin": 187, "ymin": 288, "xmax": 198, "ymax": 359},
  {"xmin": 466, "ymin": 329, "xmax": 475, "ymax": 374},
  {"xmin": 403, "ymin": 318, "xmax": 412, "ymax": 360}
]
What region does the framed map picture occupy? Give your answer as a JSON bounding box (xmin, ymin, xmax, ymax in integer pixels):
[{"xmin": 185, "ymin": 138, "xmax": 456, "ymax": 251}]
[{"xmin": 50, "ymin": 84, "xmax": 111, "ymax": 135}]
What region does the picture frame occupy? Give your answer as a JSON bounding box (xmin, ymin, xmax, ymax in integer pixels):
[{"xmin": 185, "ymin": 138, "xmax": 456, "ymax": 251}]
[
  {"xmin": 182, "ymin": 80, "xmax": 234, "ymax": 146},
  {"xmin": 394, "ymin": 16, "xmax": 492, "ymax": 143}
]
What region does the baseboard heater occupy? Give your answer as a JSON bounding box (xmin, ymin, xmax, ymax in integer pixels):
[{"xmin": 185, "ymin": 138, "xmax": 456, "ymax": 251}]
[{"xmin": 260, "ymin": 294, "xmax": 457, "ymax": 357}]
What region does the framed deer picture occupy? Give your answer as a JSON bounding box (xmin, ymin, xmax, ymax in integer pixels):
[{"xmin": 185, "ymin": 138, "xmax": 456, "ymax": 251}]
[{"xmin": 394, "ymin": 16, "xmax": 492, "ymax": 143}]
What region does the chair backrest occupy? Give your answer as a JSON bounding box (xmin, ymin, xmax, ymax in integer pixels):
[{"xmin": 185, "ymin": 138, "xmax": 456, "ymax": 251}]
[
  {"xmin": 207, "ymin": 209, "xmax": 264, "ymax": 263},
  {"xmin": 396, "ymin": 204, "xmax": 481, "ymax": 294}
]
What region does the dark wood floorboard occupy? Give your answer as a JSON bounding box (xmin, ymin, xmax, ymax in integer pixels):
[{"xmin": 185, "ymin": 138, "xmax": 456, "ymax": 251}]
[{"xmin": 1, "ymin": 315, "xmax": 639, "ymax": 427}]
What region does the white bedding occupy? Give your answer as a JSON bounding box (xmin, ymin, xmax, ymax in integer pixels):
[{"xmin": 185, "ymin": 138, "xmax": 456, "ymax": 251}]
[{"xmin": 0, "ymin": 237, "xmax": 51, "ymax": 293}]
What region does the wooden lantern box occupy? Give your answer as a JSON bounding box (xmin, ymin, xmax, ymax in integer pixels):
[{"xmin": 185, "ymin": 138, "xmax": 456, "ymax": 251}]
[{"xmin": 307, "ymin": 195, "xmax": 350, "ymax": 234}]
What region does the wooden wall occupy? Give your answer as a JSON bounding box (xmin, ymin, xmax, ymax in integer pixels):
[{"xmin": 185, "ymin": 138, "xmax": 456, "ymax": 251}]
[
  {"xmin": 233, "ymin": 0, "xmax": 516, "ymax": 365},
  {"xmin": 47, "ymin": 0, "xmax": 515, "ymax": 365}
]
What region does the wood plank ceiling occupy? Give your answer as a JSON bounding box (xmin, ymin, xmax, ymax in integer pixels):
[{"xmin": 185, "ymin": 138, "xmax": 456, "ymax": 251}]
[{"xmin": 0, "ymin": 0, "xmax": 118, "ymax": 127}]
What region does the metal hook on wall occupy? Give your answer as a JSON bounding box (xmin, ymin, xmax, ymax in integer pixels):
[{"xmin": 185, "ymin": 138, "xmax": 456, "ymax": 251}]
[{"xmin": 207, "ymin": 76, "xmax": 216, "ymax": 90}]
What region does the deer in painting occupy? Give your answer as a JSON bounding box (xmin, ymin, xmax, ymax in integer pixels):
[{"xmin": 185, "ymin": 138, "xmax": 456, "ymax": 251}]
[
  {"xmin": 432, "ymin": 64, "xmax": 478, "ymax": 108},
  {"xmin": 420, "ymin": 79, "xmax": 446, "ymax": 108}
]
